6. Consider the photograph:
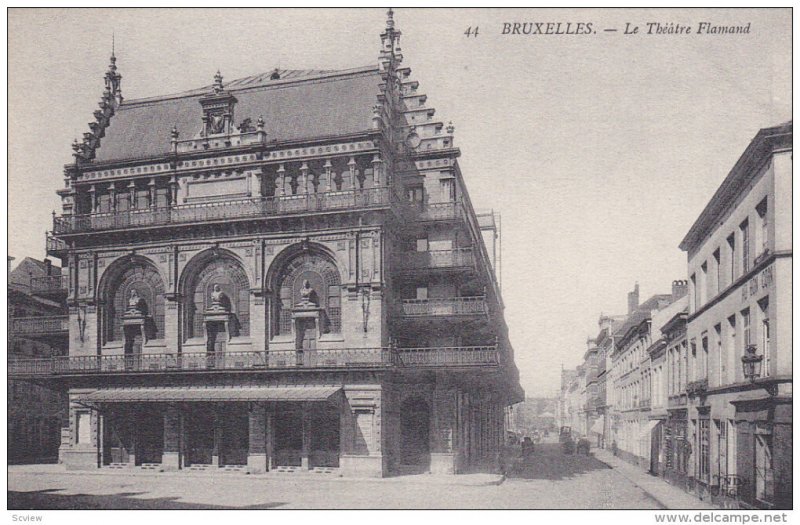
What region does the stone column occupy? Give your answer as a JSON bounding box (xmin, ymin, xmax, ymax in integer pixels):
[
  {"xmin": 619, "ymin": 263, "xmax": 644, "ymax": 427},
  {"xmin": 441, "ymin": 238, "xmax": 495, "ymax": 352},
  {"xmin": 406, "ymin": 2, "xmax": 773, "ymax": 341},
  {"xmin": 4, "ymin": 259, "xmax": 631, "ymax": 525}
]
[
  {"xmin": 89, "ymin": 185, "xmax": 97, "ymax": 214},
  {"xmin": 247, "ymin": 404, "xmax": 268, "ymax": 473},
  {"xmin": 371, "ymin": 154, "xmax": 383, "ymax": 185},
  {"xmin": 301, "ymin": 405, "xmax": 311, "ymax": 469},
  {"xmin": 108, "ymin": 182, "xmax": 117, "ymax": 213},
  {"xmin": 277, "ymin": 164, "xmax": 286, "ymax": 196},
  {"xmin": 148, "ymin": 178, "xmax": 157, "ymax": 209},
  {"xmin": 211, "ymin": 409, "xmax": 221, "ymax": 466},
  {"xmin": 324, "ymin": 159, "xmax": 332, "ymax": 192},
  {"xmin": 128, "ymin": 181, "xmax": 136, "ymax": 210},
  {"xmin": 299, "ymin": 162, "xmax": 309, "ymax": 194},
  {"xmin": 169, "ymin": 175, "xmax": 178, "ymax": 207},
  {"xmin": 162, "ymin": 406, "xmax": 181, "ymax": 471},
  {"xmin": 348, "ymin": 157, "xmax": 357, "ymax": 190}
]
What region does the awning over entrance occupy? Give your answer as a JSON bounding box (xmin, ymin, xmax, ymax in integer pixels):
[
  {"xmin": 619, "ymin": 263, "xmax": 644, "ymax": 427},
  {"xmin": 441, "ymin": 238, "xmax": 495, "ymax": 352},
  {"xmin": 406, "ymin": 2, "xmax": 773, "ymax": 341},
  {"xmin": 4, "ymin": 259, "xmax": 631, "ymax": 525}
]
[
  {"xmin": 590, "ymin": 416, "xmax": 605, "ymax": 434},
  {"xmin": 77, "ymin": 386, "xmax": 343, "ymax": 403},
  {"xmin": 639, "ymin": 419, "xmax": 661, "ymax": 440}
]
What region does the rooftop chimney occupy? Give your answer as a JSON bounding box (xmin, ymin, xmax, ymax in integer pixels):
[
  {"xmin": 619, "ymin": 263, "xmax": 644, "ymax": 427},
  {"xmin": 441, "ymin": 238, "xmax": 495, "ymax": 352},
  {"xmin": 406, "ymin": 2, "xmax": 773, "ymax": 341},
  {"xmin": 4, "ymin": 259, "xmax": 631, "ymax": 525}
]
[
  {"xmin": 627, "ymin": 282, "xmax": 640, "ymax": 314},
  {"xmin": 672, "ymin": 279, "xmax": 688, "ymax": 300}
]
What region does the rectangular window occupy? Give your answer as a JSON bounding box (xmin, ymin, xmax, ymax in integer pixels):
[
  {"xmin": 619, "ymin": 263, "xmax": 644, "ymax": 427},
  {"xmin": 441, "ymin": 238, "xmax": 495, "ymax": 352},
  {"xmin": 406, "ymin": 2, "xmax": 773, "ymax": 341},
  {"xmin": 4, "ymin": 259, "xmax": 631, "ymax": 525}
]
[
  {"xmin": 440, "ymin": 179, "xmax": 456, "ymax": 202},
  {"xmin": 759, "ymin": 298, "xmax": 770, "ymax": 377},
  {"xmin": 700, "ymin": 262, "xmax": 708, "ymax": 306},
  {"xmin": 690, "ymin": 273, "xmax": 697, "ymax": 312},
  {"xmin": 415, "ymin": 237, "xmax": 428, "ymax": 252},
  {"xmin": 716, "ymin": 420, "xmax": 727, "ymax": 485},
  {"xmin": 742, "ymin": 308, "xmax": 751, "ymax": 348},
  {"xmin": 727, "ymin": 316, "xmax": 737, "ymax": 383},
  {"xmin": 415, "ymin": 286, "xmax": 428, "ymax": 300},
  {"xmin": 740, "ymin": 219, "xmax": 750, "ymax": 274},
  {"xmin": 715, "ymin": 324, "xmax": 724, "ymax": 387},
  {"xmin": 407, "ymin": 186, "xmax": 423, "ymax": 204},
  {"xmin": 757, "ymin": 198, "xmax": 769, "ymax": 254},
  {"xmin": 76, "ymin": 411, "xmax": 92, "ymax": 445},
  {"xmin": 690, "ymin": 340, "xmax": 697, "ymax": 382},
  {"xmin": 699, "ymin": 418, "xmax": 710, "ymax": 482},
  {"xmin": 713, "ymin": 248, "xmax": 721, "ymax": 296},
  {"xmin": 701, "ymin": 336, "xmax": 709, "ymax": 380},
  {"xmin": 727, "ymin": 233, "xmax": 736, "ymax": 283}
]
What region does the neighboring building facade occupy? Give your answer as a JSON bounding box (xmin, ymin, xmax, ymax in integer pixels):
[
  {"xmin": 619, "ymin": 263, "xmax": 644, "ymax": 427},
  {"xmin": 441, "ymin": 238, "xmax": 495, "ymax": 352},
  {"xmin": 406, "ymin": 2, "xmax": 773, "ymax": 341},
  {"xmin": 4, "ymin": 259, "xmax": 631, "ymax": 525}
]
[
  {"xmin": 609, "ymin": 288, "xmax": 672, "ymax": 467},
  {"xmin": 593, "ymin": 313, "xmax": 626, "ymax": 449},
  {"xmin": 8, "ymin": 257, "xmax": 70, "ymax": 463},
  {"xmin": 9, "ymin": 11, "xmax": 523, "ymax": 477},
  {"xmin": 679, "ymin": 121, "xmax": 792, "ymax": 509}
]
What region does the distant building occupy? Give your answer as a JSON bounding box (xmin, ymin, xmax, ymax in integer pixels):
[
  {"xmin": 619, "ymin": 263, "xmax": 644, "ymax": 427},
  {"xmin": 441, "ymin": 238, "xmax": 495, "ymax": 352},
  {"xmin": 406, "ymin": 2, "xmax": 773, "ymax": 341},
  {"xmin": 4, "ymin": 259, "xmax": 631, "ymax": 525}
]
[
  {"xmin": 8, "ymin": 257, "xmax": 69, "ymax": 463},
  {"xmin": 679, "ymin": 121, "xmax": 792, "ymax": 509}
]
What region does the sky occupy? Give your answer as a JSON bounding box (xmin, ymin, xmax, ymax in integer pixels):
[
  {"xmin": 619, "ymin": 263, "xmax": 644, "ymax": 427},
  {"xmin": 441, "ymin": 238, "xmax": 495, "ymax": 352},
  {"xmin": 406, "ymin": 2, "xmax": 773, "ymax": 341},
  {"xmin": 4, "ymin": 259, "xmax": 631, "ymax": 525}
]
[{"xmin": 7, "ymin": 8, "xmax": 792, "ymax": 397}]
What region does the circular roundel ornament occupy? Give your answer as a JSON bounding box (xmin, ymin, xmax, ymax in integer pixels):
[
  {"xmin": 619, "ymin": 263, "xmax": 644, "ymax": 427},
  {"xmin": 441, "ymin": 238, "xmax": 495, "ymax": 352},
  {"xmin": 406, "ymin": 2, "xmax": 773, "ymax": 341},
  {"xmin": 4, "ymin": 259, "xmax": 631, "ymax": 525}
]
[{"xmin": 406, "ymin": 132, "xmax": 421, "ymax": 149}]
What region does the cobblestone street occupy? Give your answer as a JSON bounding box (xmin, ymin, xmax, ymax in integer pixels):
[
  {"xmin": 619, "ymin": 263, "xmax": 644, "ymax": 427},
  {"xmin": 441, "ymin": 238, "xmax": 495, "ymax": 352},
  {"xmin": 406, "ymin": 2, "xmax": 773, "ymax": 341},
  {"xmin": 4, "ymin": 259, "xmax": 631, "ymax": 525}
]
[{"xmin": 9, "ymin": 443, "xmax": 662, "ymax": 509}]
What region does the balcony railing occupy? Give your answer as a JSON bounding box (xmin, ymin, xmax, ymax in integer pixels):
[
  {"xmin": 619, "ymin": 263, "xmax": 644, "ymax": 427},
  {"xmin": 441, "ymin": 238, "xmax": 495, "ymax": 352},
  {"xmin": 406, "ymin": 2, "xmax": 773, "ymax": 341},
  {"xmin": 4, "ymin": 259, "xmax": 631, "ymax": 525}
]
[
  {"xmin": 400, "ymin": 296, "xmax": 488, "ymax": 317},
  {"xmin": 46, "ymin": 233, "xmax": 68, "ymax": 254},
  {"xmin": 52, "ymin": 187, "xmax": 391, "ymax": 234},
  {"xmin": 11, "ymin": 316, "xmax": 69, "ymax": 335},
  {"xmin": 29, "ymin": 275, "xmax": 69, "ymax": 294},
  {"xmin": 400, "ymin": 248, "xmax": 475, "ymax": 271},
  {"xmin": 7, "ymin": 346, "xmax": 501, "ymax": 377},
  {"xmin": 410, "ymin": 201, "xmax": 464, "ymax": 222},
  {"xmin": 395, "ymin": 346, "xmax": 499, "ymax": 367}
]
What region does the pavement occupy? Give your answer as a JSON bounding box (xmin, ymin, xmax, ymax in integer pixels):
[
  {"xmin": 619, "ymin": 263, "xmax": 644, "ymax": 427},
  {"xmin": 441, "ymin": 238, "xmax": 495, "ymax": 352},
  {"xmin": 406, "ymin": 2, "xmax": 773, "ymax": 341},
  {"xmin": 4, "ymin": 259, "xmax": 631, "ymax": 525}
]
[
  {"xmin": 7, "ymin": 442, "xmax": 709, "ymax": 509},
  {"xmin": 593, "ymin": 447, "xmax": 716, "ymax": 510}
]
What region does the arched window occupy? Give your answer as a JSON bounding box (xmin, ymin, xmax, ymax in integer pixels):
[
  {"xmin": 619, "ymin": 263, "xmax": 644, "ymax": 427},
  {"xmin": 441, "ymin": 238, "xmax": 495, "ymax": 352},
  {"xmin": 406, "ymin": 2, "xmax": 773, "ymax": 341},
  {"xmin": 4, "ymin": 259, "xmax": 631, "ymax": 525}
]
[
  {"xmin": 273, "ymin": 252, "xmax": 341, "ymax": 336},
  {"xmin": 184, "ymin": 255, "xmax": 250, "ymax": 339},
  {"xmin": 102, "ymin": 260, "xmax": 165, "ymax": 343}
]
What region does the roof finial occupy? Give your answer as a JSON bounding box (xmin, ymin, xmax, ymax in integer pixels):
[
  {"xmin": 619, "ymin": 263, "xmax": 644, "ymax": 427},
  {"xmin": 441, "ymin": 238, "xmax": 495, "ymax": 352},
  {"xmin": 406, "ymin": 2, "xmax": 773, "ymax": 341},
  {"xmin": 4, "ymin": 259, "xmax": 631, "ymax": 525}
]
[
  {"xmin": 386, "ymin": 8, "xmax": 394, "ymax": 30},
  {"xmin": 213, "ymin": 70, "xmax": 224, "ymax": 93},
  {"xmin": 108, "ymin": 32, "xmax": 117, "ymax": 71}
]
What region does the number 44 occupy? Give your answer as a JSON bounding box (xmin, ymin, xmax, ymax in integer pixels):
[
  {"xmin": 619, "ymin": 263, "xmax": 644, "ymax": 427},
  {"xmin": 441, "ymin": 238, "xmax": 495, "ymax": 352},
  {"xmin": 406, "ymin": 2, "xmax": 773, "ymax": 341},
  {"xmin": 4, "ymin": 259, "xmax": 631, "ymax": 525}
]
[{"xmin": 464, "ymin": 26, "xmax": 479, "ymax": 38}]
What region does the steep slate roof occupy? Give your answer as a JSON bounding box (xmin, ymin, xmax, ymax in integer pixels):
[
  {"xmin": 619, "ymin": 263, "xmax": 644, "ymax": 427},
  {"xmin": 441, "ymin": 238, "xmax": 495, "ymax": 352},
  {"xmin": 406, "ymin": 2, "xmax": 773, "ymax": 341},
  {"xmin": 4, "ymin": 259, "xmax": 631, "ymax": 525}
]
[{"xmin": 94, "ymin": 66, "xmax": 381, "ymax": 163}]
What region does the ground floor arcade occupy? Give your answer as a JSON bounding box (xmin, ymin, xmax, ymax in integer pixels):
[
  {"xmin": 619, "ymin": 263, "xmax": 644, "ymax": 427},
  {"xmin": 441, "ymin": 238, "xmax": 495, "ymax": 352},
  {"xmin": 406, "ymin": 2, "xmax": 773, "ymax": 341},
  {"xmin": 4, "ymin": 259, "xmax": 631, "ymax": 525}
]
[{"xmin": 61, "ymin": 376, "xmax": 508, "ymax": 477}]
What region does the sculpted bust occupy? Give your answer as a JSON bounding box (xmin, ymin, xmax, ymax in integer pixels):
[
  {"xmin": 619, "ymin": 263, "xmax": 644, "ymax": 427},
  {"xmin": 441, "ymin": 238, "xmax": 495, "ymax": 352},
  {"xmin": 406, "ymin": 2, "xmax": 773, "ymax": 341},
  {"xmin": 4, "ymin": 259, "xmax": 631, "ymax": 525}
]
[
  {"xmin": 297, "ymin": 279, "xmax": 318, "ymax": 307},
  {"xmin": 126, "ymin": 289, "xmax": 144, "ymax": 315},
  {"xmin": 209, "ymin": 284, "xmax": 230, "ymax": 312}
]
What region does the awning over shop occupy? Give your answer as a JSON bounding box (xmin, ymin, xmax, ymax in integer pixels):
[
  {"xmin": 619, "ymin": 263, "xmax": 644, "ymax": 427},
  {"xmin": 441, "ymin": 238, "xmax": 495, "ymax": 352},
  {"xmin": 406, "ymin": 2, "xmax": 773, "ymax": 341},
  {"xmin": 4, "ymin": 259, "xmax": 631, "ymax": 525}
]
[
  {"xmin": 590, "ymin": 416, "xmax": 605, "ymax": 434},
  {"xmin": 639, "ymin": 419, "xmax": 661, "ymax": 440},
  {"xmin": 77, "ymin": 386, "xmax": 343, "ymax": 403}
]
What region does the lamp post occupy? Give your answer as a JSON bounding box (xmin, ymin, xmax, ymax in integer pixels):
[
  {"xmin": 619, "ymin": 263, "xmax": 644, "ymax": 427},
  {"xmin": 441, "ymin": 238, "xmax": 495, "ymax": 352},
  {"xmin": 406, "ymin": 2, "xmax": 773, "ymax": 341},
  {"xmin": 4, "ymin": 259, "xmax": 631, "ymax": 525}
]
[
  {"xmin": 741, "ymin": 344, "xmax": 763, "ymax": 382},
  {"xmin": 741, "ymin": 344, "xmax": 777, "ymax": 396}
]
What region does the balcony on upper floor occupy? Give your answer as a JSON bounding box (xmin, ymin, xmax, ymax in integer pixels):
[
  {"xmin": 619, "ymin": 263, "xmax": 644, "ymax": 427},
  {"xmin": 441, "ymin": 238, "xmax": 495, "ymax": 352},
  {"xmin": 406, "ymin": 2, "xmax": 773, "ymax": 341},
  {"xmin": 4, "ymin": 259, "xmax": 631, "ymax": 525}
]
[
  {"xmin": 399, "ymin": 296, "xmax": 488, "ymax": 318},
  {"xmin": 11, "ymin": 316, "xmax": 70, "ymax": 338},
  {"xmin": 52, "ymin": 187, "xmax": 393, "ymax": 235},
  {"xmin": 397, "ymin": 248, "xmax": 476, "ymax": 273},
  {"xmin": 29, "ymin": 275, "xmax": 70, "ymax": 296},
  {"xmin": 409, "ymin": 200, "xmax": 465, "ymax": 223},
  {"xmin": 7, "ymin": 345, "xmax": 502, "ymax": 379}
]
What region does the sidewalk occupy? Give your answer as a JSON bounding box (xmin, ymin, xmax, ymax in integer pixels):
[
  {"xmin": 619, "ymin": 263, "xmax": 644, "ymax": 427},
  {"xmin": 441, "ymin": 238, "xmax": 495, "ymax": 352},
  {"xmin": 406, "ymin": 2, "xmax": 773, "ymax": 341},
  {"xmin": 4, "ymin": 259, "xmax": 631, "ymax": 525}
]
[
  {"xmin": 593, "ymin": 448, "xmax": 716, "ymax": 510},
  {"xmin": 8, "ymin": 464, "xmax": 503, "ymax": 487}
]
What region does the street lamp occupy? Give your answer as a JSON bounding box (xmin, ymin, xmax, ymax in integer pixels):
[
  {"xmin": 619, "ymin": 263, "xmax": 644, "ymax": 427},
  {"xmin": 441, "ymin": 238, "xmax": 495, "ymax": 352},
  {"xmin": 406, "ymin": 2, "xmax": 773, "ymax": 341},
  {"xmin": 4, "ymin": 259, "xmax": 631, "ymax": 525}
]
[{"xmin": 741, "ymin": 344, "xmax": 763, "ymax": 383}]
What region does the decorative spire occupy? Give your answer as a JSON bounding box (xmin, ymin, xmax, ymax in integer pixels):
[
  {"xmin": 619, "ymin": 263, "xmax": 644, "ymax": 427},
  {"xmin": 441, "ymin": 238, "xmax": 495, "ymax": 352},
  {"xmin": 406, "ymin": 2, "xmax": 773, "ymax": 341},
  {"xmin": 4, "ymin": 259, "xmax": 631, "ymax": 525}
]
[
  {"xmin": 379, "ymin": 7, "xmax": 402, "ymax": 63},
  {"xmin": 446, "ymin": 121, "xmax": 455, "ymax": 134},
  {"xmin": 213, "ymin": 70, "xmax": 224, "ymax": 93}
]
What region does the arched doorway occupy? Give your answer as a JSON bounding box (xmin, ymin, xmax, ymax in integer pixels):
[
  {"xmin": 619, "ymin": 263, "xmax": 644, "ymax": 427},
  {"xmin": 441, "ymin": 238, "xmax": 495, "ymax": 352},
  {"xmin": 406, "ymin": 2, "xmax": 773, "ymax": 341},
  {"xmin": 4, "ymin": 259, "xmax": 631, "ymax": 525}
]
[{"xmin": 400, "ymin": 397, "xmax": 431, "ymax": 471}]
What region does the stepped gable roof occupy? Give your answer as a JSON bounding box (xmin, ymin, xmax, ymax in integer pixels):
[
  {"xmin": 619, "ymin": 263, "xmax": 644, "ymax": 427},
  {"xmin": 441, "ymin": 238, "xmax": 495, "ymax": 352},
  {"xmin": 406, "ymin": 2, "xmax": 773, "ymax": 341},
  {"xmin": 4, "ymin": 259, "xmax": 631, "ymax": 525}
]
[{"xmin": 94, "ymin": 66, "xmax": 381, "ymax": 163}]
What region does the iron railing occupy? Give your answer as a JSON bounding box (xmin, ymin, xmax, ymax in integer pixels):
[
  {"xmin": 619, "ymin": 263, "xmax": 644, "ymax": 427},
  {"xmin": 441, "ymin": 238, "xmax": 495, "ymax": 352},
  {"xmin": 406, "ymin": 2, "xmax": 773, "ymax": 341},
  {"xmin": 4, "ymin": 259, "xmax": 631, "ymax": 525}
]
[
  {"xmin": 395, "ymin": 346, "xmax": 499, "ymax": 367},
  {"xmin": 7, "ymin": 346, "xmax": 501, "ymax": 377},
  {"xmin": 412, "ymin": 201, "xmax": 464, "ymax": 222},
  {"xmin": 11, "ymin": 316, "xmax": 70, "ymax": 335},
  {"xmin": 52, "ymin": 187, "xmax": 391, "ymax": 234},
  {"xmin": 400, "ymin": 248, "xmax": 475, "ymax": 271},
  {"xmin": 400, "ymin": 296, "xmax": 488, "ymax": 317},
  {"xmin": 45, "ymin": 233, "xmax": 68, "ymax": 254},
  {"xmin": 29, "ymin": 275, "xmax": 69, "ymax": 294}
]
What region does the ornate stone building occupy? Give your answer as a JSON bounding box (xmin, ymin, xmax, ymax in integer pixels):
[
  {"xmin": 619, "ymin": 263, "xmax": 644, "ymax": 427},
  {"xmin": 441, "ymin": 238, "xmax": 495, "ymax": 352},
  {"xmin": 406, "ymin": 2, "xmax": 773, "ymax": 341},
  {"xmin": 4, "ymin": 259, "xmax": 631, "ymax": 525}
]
[{"xmin": 10, "ymin": 11, "xmax": 522, "ymax": 477}]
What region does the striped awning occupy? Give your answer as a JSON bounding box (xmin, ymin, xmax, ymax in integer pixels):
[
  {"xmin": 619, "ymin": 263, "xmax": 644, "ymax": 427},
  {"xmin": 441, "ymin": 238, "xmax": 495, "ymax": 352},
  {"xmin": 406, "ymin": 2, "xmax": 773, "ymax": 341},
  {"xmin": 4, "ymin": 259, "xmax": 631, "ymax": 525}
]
[{"xmin": 77, "ymin": 386, "xmax": 342, "ymax": 403}]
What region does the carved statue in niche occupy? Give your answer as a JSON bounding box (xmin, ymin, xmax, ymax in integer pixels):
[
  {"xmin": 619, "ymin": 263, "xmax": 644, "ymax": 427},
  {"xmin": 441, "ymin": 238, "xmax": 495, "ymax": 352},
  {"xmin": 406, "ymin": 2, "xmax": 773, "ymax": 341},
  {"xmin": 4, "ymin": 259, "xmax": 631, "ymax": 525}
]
[
  {"xmin": 296, "ymin": 279, "xmax": 318, "ymax": 307},
  {"xmin": 208, "ymin": 114, "xmax": 225, "ymax": 135},
  {"xmin": 209, "ymin": 284, "xmax": 231, "ymax": 312},
  {"xmin": 125, "ymin": 289, "xmax": 146, "ymax": 315}
]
